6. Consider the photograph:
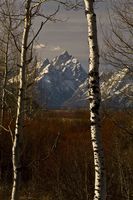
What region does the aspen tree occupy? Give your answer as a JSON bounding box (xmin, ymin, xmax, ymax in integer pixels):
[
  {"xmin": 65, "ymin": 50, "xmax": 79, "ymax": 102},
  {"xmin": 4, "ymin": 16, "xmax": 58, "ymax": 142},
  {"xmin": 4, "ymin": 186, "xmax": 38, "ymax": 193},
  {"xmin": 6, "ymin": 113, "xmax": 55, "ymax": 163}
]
[
  {"xmin": 83, "ymin": 0, "xmax": 106, "ymax": 199},
  {"xmin": 11, "ymin": 1, "xmax": 32, "ymax": 199},
  {"xmin": 11, "ymin": 1, "xmax": 59, "ymax": 199},
  {"xmin": 0, "ymin": 0, "xmax": 19, "ymax": 184}
]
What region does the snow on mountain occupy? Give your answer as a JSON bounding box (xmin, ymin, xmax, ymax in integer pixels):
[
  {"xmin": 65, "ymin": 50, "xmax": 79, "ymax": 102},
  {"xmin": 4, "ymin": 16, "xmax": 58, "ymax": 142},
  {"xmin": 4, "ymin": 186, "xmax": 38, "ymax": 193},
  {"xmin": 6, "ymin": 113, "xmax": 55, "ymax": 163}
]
[
  {"xmin": 63, "ymin": 67, "xmax": 133, "ymax": 109},
  {"xmin": 63, "ymin": 79, "xmax": 89, "ymax": 108},
  {"xmin": 8, "ymin": 49, "xmax": 132, "ymax": 109},
  {"xmin": 63, "ymin": 72, "xmax": 110, "ymax": 108},
  {"xmin": 101, "ymin": 68, "xmax": 133, "ymax": 108},
  {"xmin": 35, "ymin": 51, "xmax": 87, "ymax": 108}
]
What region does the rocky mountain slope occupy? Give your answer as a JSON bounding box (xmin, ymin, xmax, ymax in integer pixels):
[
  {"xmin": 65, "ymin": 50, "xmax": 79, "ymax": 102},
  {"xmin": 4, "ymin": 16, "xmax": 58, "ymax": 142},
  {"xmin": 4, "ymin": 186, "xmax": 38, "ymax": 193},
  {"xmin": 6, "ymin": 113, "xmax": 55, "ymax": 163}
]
[
  {"xmin": 35, "ymin": 52, "xmax": 133, "ymax": 109},
  {"xmin": 8, "ymin": 51, "xmax": 132, "ymax": 109},
  {"xmin": 64, "ymin": 67, "xmax": 133, "ymax": 109},
  {"xmin": 35, "ymin": 51, "xmax": 87, "ymax": 108},
  {"xmin": 101, "ymin": 68, "xmax": 133, "ymax": 108}
]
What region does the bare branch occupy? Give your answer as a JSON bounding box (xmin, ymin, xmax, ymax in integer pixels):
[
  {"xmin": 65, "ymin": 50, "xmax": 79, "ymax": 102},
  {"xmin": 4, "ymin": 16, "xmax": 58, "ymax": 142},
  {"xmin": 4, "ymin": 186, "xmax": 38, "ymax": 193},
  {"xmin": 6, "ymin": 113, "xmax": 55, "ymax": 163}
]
[
  {"xmin": 27, "ymin": 132, "xmax": 61, "ymax": 167},
  {"xmin": 27, "ymin": 5, "xmax": 60, "ymax": 49}
]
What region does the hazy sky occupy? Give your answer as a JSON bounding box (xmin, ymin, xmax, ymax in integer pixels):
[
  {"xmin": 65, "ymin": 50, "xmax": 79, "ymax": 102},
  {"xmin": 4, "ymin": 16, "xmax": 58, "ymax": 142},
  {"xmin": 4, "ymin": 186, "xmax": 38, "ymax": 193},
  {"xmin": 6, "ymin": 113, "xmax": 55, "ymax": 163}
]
[{"xmin": 33, "ymin": 1, "xmax": 111, "ymax": 71}]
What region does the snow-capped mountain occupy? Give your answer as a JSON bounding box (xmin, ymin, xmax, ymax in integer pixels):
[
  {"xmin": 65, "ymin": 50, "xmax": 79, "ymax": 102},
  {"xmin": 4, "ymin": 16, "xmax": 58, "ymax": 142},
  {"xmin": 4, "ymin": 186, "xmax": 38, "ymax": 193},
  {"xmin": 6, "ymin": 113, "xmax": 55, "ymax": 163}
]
[
  {"xmin": 35, "ymin": 51, "xmax": 87, "ymax": 108},
  {"xmin": 63, "ymin": 78, "xmax": 89, "ymax": 108},
  {"xmin": 62, "ymin": 72, "xmax": 106, "ymax": 108},
  {"xmin": 35, "ymin": 51, "xmax": 132, "ymax": 109},
  {"xmin": 9, "ymin": 50, "xmax": 132, "ymax": 109},
  {"xmin": 101, "ymin": 68, "xmax": 133, "ymax": 108},
  {"xmin": 64, "ymin": 67, "xmax": 133, "ymax": 109}
]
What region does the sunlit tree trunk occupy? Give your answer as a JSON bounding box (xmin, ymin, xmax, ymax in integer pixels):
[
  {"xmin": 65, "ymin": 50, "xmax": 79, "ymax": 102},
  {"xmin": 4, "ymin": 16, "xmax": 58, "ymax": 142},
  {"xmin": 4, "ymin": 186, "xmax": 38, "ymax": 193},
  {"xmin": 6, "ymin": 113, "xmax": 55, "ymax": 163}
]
[
  {"xmin": 83, "ymin": 0, "xmax": 106, "ymax": 199},
  {"xmin": 11, "ymin": 1, "xmax": 31, "ymax": 199}
]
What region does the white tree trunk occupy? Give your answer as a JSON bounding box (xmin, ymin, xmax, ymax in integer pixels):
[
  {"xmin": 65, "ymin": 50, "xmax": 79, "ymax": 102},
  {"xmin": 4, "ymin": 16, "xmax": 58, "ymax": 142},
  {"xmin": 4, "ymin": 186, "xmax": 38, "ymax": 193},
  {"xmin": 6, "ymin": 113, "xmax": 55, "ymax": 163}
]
[
  {"xmin": 0, "ymin": 35, "xmax": 9, "ymax": 131},
  {"xmin": 83, "ymin": 0, "xmax": 106, "ymax": 199},
  {"xmin": 11, "ymin": 1, "xmax": 31, "ymax": 200}
]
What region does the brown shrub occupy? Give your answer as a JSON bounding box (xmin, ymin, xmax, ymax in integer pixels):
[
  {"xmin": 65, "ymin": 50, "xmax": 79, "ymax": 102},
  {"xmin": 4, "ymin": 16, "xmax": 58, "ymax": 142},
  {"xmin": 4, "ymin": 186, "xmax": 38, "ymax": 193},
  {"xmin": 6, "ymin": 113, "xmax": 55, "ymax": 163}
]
[{"xmin": 0, "ymin": 110, "xmax": 132, "ymax": 199}]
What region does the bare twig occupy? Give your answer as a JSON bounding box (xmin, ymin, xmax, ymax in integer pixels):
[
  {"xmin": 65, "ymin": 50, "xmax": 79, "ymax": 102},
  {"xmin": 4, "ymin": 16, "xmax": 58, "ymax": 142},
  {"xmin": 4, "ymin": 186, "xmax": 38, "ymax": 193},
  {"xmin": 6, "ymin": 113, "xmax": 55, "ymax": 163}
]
[{"xmin": 27, "ymin": 132, "xmax": 61, "ymax": 167}]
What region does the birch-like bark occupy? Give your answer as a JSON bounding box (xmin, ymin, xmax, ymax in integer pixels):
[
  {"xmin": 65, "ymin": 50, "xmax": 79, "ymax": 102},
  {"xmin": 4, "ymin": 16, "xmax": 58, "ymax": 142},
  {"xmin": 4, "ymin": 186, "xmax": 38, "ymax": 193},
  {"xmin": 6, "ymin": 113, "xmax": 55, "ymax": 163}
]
[
  {"xmin": 11, "ymin": 1, "xmax": 31, "ymax": 200},
  {"xmin": 0, "ymin": 33, "xmax": 9, "ymax": 132},
  {"xmin": 83, "ymin": 0, "xmax": 106, "ymax": 199}
]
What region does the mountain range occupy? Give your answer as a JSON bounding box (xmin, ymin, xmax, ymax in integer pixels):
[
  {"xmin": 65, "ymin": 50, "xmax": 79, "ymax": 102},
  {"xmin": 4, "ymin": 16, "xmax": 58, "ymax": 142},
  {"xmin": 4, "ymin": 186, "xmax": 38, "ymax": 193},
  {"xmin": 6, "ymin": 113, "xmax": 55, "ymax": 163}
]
[
  {"xmin": 35, "ymin": 51, "xmax": 133, "ymax": 109},
  {"xmin": 35, "ymin": 51, "xmax": 87, "ymax": 108}
]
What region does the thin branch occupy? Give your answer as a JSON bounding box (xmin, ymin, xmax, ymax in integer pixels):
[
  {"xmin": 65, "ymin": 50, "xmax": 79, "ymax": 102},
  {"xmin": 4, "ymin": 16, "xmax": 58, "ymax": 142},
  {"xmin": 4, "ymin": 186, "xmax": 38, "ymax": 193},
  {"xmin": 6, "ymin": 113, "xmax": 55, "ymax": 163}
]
[
  {"xmin": 27, "ymin": 21, "xmax": 45, "ymax": 49},
  {"xmin": 27, "ymin": 5, "xmax": 60, "ymax": 49},
  {"xmin": 27, "ymin": 132, "xmax": 61, "ymax": 167},
  {"xmin": 0, "ymin": 124, "xmax": 10, "ymax": 132},
  {"xmin": 10, "ymin": 31, "xmax": 21, "ymax": 53},
  {"xmin": 8, "ymin": 124, "xmax": 14, "ymax": 143}
]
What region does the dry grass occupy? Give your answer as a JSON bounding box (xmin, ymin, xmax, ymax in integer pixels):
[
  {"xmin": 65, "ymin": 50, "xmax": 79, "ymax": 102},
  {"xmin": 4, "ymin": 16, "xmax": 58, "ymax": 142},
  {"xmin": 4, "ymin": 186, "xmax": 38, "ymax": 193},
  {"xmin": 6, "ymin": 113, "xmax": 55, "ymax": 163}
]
[{"xmin": 0, "ymin": 109, "xmax": 132, "ymax": 199}]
